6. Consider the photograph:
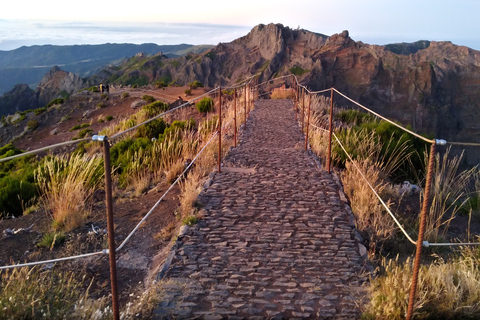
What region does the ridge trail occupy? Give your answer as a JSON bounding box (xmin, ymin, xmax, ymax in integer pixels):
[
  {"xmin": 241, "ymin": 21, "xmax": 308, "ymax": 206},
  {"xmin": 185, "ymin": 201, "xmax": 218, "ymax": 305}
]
[{"xmin": 156, "ymin": 99, "xmax": 368, "ymax": 319}]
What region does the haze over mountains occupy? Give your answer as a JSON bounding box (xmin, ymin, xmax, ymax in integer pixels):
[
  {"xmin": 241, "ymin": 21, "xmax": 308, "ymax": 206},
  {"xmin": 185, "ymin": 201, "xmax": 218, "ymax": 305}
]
[
  {"xmin": 0, "ymin": 43, "xmax": 213, "ymax": 95},
  {"xmin": 1, "ymin": 23, "xmax": 480, "ymax": 164}
]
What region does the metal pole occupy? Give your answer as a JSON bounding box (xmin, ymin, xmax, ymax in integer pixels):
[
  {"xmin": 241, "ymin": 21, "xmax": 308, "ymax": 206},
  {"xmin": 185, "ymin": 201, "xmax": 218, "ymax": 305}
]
[
  {"xmin": 234, "ymin": 88, "xmax": 237, "ymax": 148},
  {"xmin": 406, "ymin": 141, "xmax": 437, "ymax": 320},
  {"xmin": 327, "ymin": 88, "xmax": 334, "ymax": 173},
  {"xmin": 218, "ymin": 88, "xmax": 222, "ymax": 173},
  {"xmin": 103, "ymin": 138, "xmax": 119, "ymax": 320},
  {"xmin": 305, "ymin": 93, "xmax": 311, "ymax": 151},
  {"xmin": 295, "ymin": 81, "xmax": 298, "ymax": 121},
  {"xmin": 302, "ymin": 88, "xmax": 305, "ymax": 132},
  {"xmin": 244, "ymin": 85, "xmax": 247, "ymax": 130}
]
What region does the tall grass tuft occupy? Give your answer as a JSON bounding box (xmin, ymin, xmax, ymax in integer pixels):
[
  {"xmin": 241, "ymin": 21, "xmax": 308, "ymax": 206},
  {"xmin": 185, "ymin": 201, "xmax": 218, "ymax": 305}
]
[
  {"xmin": 35, "ymin": 154, "xmax": 104, "ymax": 231},
  {"xmin": 364, "ymin": 245, "xmax": 480, "ymax": 319},
  {"xmin": 0, "ymin": 267, "xmax": 111, "ymax": 319},
  {"xmin": 424, "ymin": 147, "xmax": 478, "ymax": 242}
]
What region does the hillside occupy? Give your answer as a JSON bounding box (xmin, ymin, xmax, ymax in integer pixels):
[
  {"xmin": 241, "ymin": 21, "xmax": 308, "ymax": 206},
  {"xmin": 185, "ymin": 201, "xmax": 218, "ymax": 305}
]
[
  {"xmin": 0, "ymin": 43, "xmax": 213, "ymax": 95},
  {"xmin": 92, "ymin": 23, "xmax": 480, "ymax": 164},
  {"xmin": 2, "ymin": 23, "xmax": 480, "ymax": 164}
]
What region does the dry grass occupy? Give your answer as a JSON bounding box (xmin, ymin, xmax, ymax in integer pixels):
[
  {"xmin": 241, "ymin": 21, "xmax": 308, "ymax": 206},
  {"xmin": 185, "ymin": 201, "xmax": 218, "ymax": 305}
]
[
  {"xmin": 35, "ymin": 154, "xmax": 104, "ymax": 231},
  {"xmin": 0, "ymin": 266, "xmax": 111, "ymax": 319},
  {"xmin": 271, "ymin": 87, "xmax": 294, "ymax": 99},
  {"xmin": 364, "ymin": 245, "xmax": 480, "ymax": 319},
  {"xmin": 424, "ymin": 147, "xmax": 478, "ymax": 242},
  {"xmin": 179, "ymin": 170, "xmax": 203, "ymax": 217}
]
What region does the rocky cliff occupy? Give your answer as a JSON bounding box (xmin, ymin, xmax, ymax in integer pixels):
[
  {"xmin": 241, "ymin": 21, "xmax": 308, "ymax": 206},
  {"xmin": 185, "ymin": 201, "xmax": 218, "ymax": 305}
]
[
  {"xmin": 2, "ymin": 23, "xmax": 480, "ymax": 164},
  {"xmin": 0, "ymin": 66, "xmax": 89, "ymax": 116},
  {"xmin": 101, "ymin": 24, "xmax": 480, "ymax": 163}
]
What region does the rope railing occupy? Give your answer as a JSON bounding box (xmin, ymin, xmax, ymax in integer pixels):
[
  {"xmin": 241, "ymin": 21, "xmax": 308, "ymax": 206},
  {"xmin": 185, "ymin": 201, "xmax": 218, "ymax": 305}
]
[
  {"xmin": 286, "ymin": 77, "xmax": 479, "ymax": 320},
  {"xmin": 0, "ymin": 81, "xmax": 253, "ymax": 319},
  {"xmin": 3, "ymin": 70, "xmax": 480, "ymax": 318}
]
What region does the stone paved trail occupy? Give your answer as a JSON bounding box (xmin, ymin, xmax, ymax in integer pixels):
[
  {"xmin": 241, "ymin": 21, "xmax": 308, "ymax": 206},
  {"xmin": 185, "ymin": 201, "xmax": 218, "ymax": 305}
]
[{"xmin": 155, "ymin": 100, "xmax": 369, "ymax": 319}]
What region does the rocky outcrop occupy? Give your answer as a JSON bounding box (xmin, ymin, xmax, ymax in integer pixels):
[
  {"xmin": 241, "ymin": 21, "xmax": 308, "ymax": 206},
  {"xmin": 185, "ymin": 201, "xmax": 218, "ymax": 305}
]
[
  {"xmin": 0, "ymin": 84, "xmax": 38, "ymax": 117},
  {"xmin": 35, "ymin": 66, "xmax": 86, "ymax": 107}
]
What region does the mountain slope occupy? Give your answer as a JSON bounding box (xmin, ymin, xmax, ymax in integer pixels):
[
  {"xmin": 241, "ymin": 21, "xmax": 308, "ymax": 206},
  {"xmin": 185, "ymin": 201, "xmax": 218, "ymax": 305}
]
[
  {"xmin": 0, "ymin": 43, "xmax": 213, "ymax": 94},
  {"xmin": 96, "ymin": 23, "xmax": 480, "ymax": 164}
]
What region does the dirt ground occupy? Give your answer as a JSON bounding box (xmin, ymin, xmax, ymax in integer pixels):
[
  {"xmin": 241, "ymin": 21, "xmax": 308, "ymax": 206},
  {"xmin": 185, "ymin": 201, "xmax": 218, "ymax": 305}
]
[{"xmin": 0, "ymin": 85, "xmax": 216, "ymax": 309}]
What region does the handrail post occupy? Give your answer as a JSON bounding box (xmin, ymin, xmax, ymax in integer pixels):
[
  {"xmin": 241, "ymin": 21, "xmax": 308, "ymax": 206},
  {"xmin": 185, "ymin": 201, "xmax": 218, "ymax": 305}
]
[
  {"xmin": 294, "ymin": 79, "xmax": 297, "ymax": 121},
  {"xmin": 102, "ymin": 137, "xmax": 120, "ymax": 320},
  {"xmin": 302, "ymin": 88, "xmax": 305, "ymax": 132},
  {"xmin": 406, "ymin": 141, "xmax": 437, "ymax": 320},
  {"xmin": 305, "ymin": 93, "xmax": 311, "ymax": 151},
  {"xmin": 244, "ymin": 85, "xmax": 247, "ymax": 130},
  {"xmin": 327, "ymin": 88, "xmax": 334, "ymax": 173},
  {"xmin": 218, "ymin": 88, "xmax": 222, "ymax": 173},
  {"xmin": 234, "ymin": 88, "xmax": 237, "ymax": 148}
]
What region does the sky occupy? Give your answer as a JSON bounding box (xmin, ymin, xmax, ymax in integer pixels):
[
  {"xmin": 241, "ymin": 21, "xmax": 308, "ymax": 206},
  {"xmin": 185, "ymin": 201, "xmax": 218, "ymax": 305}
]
[{"xmin": 1, "ymin": 0, "xmax": 479, "ymax": 51}]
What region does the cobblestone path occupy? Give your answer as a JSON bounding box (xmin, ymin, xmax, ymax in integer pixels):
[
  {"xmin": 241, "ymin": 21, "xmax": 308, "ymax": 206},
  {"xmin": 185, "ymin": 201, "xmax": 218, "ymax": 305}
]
[{"xmin": 155, "ymin": 100, "xmax": 368, "ymax": 319}]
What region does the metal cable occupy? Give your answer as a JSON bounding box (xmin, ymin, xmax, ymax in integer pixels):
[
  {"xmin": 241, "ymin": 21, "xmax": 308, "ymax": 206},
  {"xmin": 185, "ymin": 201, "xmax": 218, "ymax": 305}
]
[
  {"xmin": 109, "ymin": 87, "xmax": 220, "ymax": 140},
  {"xmin": 116, "ymin": 108, "xmax": 242, "ymax": 251},
  {"xmin": 309, "ymin": 121, "xmax": 480, "ymax": 247},
  {"xmin": 331, "ymin": 131, "xmax": 418, "ymax": 245},
  {"xmin": 0, "ymin": 137, "xmax": 91, "ymax": 163},
  {"xmin": 332, "ymin": 88, "xmax": 434, "ymax": 144},
  {"xmin": 0, "ymin": 250, "xmax": 107, "ymax": 270}
]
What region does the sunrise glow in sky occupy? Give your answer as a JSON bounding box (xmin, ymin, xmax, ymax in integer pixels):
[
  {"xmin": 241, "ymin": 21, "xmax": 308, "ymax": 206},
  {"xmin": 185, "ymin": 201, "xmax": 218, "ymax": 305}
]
[{"xmin": 1, "ymin": 0, "xmax": 479, "ymax": 51}]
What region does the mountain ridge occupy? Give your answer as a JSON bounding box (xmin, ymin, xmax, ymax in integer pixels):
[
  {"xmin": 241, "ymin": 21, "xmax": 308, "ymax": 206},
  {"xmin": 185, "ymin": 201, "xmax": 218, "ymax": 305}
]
[
  {"xmin": 2, "ymin": 23, "xmax": 480, "ymax": 165},
  {"xmin": 0, "ymin": 43, "xmax": 214, "ymax": 95}
]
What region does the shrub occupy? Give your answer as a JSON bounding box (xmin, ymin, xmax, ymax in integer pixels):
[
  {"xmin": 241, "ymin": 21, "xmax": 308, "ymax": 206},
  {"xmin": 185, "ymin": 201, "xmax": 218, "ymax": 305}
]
[
  {"xmin": 135, "ymin": 118, "xmax": 168, "ymax": 140},
  {"xmin": 188, "ymin": 80, "xmax": 203, "ymax": 89},
  {"xmin": 46, "ymin": 98, "xmax": 64, "ymax": 108},
  {"xmin": 83, "ymin": 85, "xmax": 99, "ymax": 93},
  {"xmin": 142, "ymin": 95, "xmax": 155, "ymax": 103},
  {"xmin": 96, "ymin": 102, "xmax": 106, "ymax": 109},
  {"xmin": 182, "ymin": 215, "xmax": 198, "ymax": 226},
  {"xmin": 184, "ymin": 89, "xmax": 192, "ymax": 96},
  {"xmin": 34, "ymin": 107, "xmax": 47, "ymax": 115},
  {"xmin": 69, "ymin": 123, "xmax": 89, "ymax": 131},
  {"xmin": 155, "ymin": 80, "xmax": 167, "ymax": 88},
  {"xmin": 196, "ymin": 97, "xmax": 214, "ymax": 114},
  {"xmin": 121, "ymin": 92, "xmax": 130, "ymax": 99},
  {"xmin": 106, "ymin": 115, "xmax": 114, "ymax": 121},
  {"xmin": 143, "ymin": 101, "xmax": 169, "ymax": 117},
  {"xmin": 26, "ymin": 119, "xmax": 39, "ymax": 131}
]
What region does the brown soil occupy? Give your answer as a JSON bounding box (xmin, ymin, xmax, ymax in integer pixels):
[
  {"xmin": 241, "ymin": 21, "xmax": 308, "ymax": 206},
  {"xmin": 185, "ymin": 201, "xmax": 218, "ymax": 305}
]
[{"xmin": 0, "ymin": 86, "xmax": 214, "ymax": 310}]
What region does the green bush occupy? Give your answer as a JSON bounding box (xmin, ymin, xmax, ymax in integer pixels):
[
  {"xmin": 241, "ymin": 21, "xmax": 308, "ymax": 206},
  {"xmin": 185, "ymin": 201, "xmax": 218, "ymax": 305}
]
[
  {"xmin": 142, "ymin": 95, "xmax": 155, "ymax": 103},
  {"xmin": 34, "ymin": 107, "xmax": 47, "ymax": 115},
  {"xmin": 0, "ymin": 145, "xmax": 38, "ymax": 217},
  {"xmin": 26, "ymin": 120, "xmax": 39, "ymax": 131},
  {"xmin": 46, "ymin": 98, "xmax": 64, "ymax": 108},
  {"xmin": 77, "ymin": 128, "xmax": 93, "ymax": 139},
  {"xmin": 188, "ymin": 80, "xmax": 203, "ymax": 89},
  {"xmin": 106, "ymin": 115, "xmax": 114, "ymax": 121},
  {"xmin": 184, "ymin": 89, "xmax": 192, "ymax": 96},
  {"xmin": 158, "ymin": 119, "xmax": 195, "ymax": 143},
  {"xmin": 155, "ymin": 80, "xmax": 167, "ymax": 88},
  {"xmin": 69, "ymin": 123, "xmax": 89, "ymax": 131},
  {"xmin": 136, "ymin": 118, "xmax": 168, "ymax": 140},
  {"xmin": 110, "ymin": 137, "xmax": 153, "ymax": 187},
  {"xmin": 96, "ymin": 102, "xmax": 106, "ymax": 109},
  {"xmin": 143, "ymin": 101, "xmax": 169, "ymax": 117},
  {"xmin": 121, "ymin": 92, "xmax": 129, "ymax": 99},
  {"xmin": 196, "ymin": 97, "xmax": 214, "ymax": 114}
]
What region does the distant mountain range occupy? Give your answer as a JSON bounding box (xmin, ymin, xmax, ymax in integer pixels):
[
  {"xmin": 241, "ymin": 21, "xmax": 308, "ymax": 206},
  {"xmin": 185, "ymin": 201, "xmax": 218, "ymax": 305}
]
[{"xmin": 0, "ymin": 43, "xmax": 213, "ymax": 95}]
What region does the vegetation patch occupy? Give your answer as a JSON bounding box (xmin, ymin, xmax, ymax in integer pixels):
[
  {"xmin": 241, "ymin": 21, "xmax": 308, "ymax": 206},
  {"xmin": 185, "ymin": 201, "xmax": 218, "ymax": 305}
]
[
  {"xmin": 289, "ymin": 66, "xmax": 310, "ymax": 76},
  {"xmin": 196, "ymin": 97, "xmax": 214, "ymax": 114}
]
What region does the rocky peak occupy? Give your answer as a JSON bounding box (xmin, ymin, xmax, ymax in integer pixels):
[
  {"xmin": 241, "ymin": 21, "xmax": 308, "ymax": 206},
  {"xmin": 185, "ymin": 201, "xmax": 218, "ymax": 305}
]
[{"xmin": 35, "ymin": 67, "xmax": 85, "ymax": 106}]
